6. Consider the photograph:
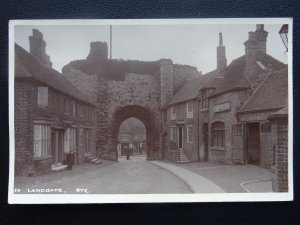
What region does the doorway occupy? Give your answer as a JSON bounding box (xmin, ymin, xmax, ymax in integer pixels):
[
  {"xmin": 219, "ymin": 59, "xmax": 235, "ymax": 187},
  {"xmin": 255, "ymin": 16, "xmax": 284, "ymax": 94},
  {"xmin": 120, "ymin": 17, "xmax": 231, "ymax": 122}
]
[
  {"xmin": 246, "ymin": 123, "xmax": 260, "ymax": 165},
  {"xmin": 51, "ymin": 129, "xmax": 64, "ymax": 166}
]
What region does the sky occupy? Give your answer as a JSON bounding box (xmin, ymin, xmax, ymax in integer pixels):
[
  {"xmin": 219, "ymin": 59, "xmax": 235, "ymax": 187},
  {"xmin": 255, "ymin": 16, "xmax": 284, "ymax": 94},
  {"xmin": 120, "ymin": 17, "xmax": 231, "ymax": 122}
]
[{"xmin": 14, "ymin": 23, "xmax": 287, "ymax": 74}]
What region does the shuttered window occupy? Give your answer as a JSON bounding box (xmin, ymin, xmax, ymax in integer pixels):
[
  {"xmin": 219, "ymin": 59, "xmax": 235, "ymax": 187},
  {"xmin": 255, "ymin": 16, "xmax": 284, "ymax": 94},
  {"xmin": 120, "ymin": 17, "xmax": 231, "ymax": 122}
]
[
  {"xmin": 64, "ymin": 128, "xmax": 77, "ymax": 153},
  {"xmin": 33, "ymin": 124, "xmax": 51, "ymax": 158},
  {"xmin": 37, "ymin": 87, "xmax": 48, "ymax": 107}
]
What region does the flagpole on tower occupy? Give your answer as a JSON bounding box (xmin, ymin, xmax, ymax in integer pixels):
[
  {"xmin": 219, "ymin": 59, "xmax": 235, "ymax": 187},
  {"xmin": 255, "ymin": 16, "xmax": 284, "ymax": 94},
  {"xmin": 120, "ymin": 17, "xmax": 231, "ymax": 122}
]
[{"xmin": 110, "ymin": 25, "xmax": 112, "ymax": 60}]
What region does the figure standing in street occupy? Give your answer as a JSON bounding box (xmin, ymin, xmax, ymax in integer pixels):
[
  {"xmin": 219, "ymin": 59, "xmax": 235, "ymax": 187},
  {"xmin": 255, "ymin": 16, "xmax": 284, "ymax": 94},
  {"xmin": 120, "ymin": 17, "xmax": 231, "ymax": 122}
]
[
  {"xmin": 125, "ymin": 146, "xmax": 130, "ymax": 160},
  {"xmin": 67, "ymin": 151, "xmax": 75, "ymax": 170}
]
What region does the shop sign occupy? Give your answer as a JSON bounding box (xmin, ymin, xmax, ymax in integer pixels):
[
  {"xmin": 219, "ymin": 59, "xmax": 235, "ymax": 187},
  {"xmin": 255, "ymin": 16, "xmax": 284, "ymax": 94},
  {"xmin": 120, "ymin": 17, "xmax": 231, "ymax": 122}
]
[{"xmin": 213, "ymin": 102, "xmax": 230, "ymax": 113}]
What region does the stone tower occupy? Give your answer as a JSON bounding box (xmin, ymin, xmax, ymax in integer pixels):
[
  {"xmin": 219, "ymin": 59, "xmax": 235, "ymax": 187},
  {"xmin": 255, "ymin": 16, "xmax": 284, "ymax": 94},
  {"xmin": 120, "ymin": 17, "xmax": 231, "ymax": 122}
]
[
  {"xmin": 87, "ymin": 42, "xmax": 108, "ymax": 62},
  {"xmin": 29, "ymin": 29, "xmax": 52, "ymax": 67},
  {"xmin": 159, "ymin": 59, "xmax": 174, "ymax": 107},
  {"xmin": 244, "ymin": 24, "xmax": 269, "ymax": 88},
  {"xmin": 217, "ymin": 32, "xmax": 227, "ymax": 75}
]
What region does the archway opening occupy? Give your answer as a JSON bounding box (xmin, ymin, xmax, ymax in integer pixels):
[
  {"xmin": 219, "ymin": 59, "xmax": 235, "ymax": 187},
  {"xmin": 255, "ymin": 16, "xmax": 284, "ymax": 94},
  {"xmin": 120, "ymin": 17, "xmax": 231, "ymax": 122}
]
[
  {"xmin": 111, "ymin": 105, "xmax": 158, "ymax": 161},
  {"xmin": 117, "ymin": 117, "xmax": 146, "ymax": 161}
]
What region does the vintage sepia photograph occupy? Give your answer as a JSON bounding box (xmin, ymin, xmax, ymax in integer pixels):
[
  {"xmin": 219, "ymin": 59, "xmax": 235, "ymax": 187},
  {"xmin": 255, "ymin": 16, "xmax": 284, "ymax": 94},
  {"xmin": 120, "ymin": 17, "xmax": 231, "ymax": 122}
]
[{"xmin": 8, "ymin": 19, "xmax": 293, "ymax": 203}]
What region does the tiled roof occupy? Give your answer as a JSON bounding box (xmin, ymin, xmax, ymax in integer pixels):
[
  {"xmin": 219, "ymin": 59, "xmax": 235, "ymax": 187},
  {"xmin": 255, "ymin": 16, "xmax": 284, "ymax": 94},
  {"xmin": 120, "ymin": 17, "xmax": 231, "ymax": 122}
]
[
  {"xmin": 239, "ymin": 67, "xmax": 288, "ymax": 112},
  {"xmin": 15, "ymin": 44, "xmax": 92, "ymax": 104},
  {"xmin": 205, "ymin": 53, "xmax": 286, "ymax": 98},
  {"xmin": 168, "ymin": 70, "xmax": 218, "ymax": 105},
  {"xmin": 205, "ymin": 56, "xmax": 250, "ymax": 97}
]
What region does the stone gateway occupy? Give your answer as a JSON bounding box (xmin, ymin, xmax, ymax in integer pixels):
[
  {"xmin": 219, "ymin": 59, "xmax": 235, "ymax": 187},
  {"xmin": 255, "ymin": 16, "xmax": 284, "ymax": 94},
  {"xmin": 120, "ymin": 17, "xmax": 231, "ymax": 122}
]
[{"xmin": 62, "ymin": 42, "xmax": 200, "ymax": 160}]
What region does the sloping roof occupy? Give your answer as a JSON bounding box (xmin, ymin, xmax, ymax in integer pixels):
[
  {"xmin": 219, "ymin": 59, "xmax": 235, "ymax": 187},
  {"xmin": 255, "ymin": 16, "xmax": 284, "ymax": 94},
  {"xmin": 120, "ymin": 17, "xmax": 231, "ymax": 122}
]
[
  {"xmin": 239, "ymin": 67, "xmax": 288, "ymax": 113},
  {"xmin": 15, "ymin": 44, "xmax": 92, "ymax": 104},
  {"xmin": 204, "ymin": 53, "xmax": 286, "ymax": 98},
  {"xmin": 168, "ymin": 70, "xmax": 218, "ymax": 105},
  {"xmin": 205, "ymin": 56, "xmax": 250, "ymax": 97}
]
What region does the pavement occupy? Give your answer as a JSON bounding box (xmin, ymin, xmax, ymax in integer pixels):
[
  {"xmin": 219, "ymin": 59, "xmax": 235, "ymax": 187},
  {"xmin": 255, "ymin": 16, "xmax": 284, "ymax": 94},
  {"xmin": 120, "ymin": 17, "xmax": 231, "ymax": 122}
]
[
  {"xmin": 14, "ymin": 155, "xmax": 272, "ymax": 194},
  {"xmin": 156, "ymin": 160, "xmax": 272, "ymax": 193}
]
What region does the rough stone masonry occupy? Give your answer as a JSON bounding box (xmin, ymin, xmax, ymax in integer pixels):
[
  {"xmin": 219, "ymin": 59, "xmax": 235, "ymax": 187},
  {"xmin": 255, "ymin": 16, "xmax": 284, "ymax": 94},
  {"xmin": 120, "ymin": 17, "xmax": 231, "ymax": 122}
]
[{"xmin": 62, "ymin": 41, "xmax": 201, "ymax": 160}]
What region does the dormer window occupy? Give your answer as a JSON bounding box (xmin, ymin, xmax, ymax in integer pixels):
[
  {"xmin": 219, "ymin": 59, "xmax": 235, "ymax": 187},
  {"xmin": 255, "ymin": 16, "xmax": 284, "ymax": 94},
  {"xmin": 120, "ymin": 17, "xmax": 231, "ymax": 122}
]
[
  {"xmin": 187, "ymin": 100, "xmax": 193, "ymax": 118},
  {"xmin": 37, "ymin": 86, "xmax": 48, "ymax": 108},
  {"xmin": 171, "ymin": 105, "xmax": 176, "ymax": 120}
]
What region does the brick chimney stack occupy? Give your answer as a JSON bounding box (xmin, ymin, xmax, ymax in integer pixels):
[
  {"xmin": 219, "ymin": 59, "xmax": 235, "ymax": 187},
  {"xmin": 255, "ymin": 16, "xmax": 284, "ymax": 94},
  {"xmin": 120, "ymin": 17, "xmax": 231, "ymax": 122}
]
[
  {"xmin": 244, "ymin": 24, "xmax": 269, "ymax": 88},
  {"xmin": 29, "ymin": 29, "xmax": 52, "ymax": 68},
  {"xmin": 217, "ymin": 32, "xmax": 227, "ymax": 75}
]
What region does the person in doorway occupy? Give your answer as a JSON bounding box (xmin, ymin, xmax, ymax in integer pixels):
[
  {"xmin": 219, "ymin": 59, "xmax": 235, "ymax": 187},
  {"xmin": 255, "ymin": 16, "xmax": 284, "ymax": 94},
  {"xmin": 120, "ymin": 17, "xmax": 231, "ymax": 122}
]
[
  {"xmin": 67, "ymin": 151, "xmax": 75, "ymax": 170},
  {"xmin": 124, "ymin": 146, "xmax": 130, "ymax": 160}
]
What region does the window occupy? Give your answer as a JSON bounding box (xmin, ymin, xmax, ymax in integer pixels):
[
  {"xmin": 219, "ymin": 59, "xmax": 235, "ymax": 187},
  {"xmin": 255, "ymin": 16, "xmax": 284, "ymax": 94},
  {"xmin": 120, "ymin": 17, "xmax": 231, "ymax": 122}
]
[
  {"xmin": 171, "ymin": 105, "xmax": 176, "ymax": 120},
  {"xmin": 33, "ymin": 124, "xmax": 51, "ymax": 158},
  {"xmin": 64, "ymin": 128, "xmax": 77, "ymax": 153},
  {"xmin": 211, "ymin": 122, "xmax": 225, "ymax": 148},
  {"xmin": 187, "ymin": 101, "xmax": 194, "ymax": 118},
  {"xmin": 201, "ymin": 90, "xmax": 208, "ymax": 109},
  {"xmin": 170, "ymin": 126, "xmax": 176, "ymax": 141},
  {"xmin": 37, "ymin": 87, "xmax": 48, "ymax": 107},
  {"xmin": 187, "ymin": 125, "xmax": 194, "ymax": 143}
]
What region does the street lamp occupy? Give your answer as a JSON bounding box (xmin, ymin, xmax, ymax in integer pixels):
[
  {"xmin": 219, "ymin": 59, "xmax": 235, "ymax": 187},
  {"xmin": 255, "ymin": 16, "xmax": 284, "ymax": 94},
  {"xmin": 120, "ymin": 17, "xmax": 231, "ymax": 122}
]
[{"xmin": 279, "ymin": 24, "xmax": 288, "ymax": 52}]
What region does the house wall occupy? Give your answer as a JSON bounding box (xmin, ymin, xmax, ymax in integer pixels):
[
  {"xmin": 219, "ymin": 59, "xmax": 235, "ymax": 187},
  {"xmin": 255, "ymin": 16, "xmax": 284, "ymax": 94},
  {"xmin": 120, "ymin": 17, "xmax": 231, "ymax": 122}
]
[
  {"xmin": 207, "ymin": 91, "xmax": 242, "ymax": 163},
  {"xmin": 15, "ymin": 78, "xmax": 96, "ymax": 176},
  {"xmin": 15, "ymin": 80, "xmax": 34, "ymax": 176},
  {"xmin": 166, "ymin": 99, "xmax": 199, "ymax": 161}
]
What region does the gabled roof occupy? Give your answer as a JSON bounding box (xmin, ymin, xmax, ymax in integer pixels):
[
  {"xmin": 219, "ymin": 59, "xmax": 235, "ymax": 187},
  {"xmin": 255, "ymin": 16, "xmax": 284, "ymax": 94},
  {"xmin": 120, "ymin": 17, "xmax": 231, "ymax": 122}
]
[
  {"xmin": 239, "ymin": 67, "xmax": 288, "ymax": 113},
  {"xmin": 168, "ymin": 70, "xmax": 218, "ymax": 105},
  {"xmin": 15, "ymin": 44, "xmax": 93, "ymax": 104}
]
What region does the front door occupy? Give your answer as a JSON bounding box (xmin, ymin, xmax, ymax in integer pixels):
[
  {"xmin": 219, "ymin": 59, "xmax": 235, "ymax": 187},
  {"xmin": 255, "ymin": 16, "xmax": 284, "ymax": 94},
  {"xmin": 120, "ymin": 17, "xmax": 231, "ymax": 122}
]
[
  {"xmin": 247, "ymin": 123, "xmax": 260, "ymax": 165},
  {"xmin": 178, "ymin": 126, "xmax": 183, "ymax": 149},
  {"xmin": 51, "ymin": 129, "xmax": 64, "ymax": 166},
  {"xmin": 232, "ymin": 124, "xmax": 245, "ymax": 164}
]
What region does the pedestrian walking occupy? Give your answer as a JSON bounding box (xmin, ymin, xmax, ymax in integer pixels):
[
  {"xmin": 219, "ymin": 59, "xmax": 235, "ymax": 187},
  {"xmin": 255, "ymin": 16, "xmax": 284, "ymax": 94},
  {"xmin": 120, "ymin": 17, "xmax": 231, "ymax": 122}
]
[
  {"xmin": 124, "ymin": 146, "xmax": 130, "ymax": 160},
  {"xmin": 67, "ymin": 151, "xmax": 75, "ymax": 170}
]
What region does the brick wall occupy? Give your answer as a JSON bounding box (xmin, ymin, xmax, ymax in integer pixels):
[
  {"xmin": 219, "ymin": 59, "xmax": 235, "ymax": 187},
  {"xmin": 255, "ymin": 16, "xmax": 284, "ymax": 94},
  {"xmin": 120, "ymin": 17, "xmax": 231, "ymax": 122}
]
[
  {"xmin": 272, "ymin": 119, "xmax": 289, "ymax": 192},
  {"xmin": 15, "ymin": 80, "xmax": 34, "ymax": 176}
]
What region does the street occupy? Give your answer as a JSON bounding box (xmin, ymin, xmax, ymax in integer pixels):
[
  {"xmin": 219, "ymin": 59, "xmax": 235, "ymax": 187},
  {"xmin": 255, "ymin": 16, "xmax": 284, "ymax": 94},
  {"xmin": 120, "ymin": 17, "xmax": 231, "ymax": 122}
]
[{"xmin": 15, "ymin": 155, "xmax": 192, "ymax": 194}]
